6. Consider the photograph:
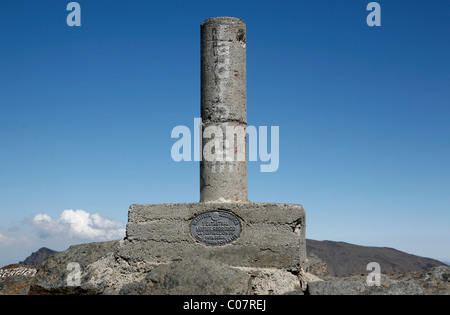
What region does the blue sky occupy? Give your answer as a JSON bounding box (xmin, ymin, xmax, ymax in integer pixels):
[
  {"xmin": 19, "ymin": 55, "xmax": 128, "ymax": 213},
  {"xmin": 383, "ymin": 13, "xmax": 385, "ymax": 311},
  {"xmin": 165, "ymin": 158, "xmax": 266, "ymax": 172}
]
[{"xmin": 0, "ymin": 0, "xmax": 449, "ymax": 266}]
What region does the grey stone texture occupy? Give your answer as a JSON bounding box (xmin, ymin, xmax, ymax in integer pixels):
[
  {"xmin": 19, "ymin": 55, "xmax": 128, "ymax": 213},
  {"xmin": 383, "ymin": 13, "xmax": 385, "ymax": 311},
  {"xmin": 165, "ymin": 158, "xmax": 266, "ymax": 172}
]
[
  {"xmin": 119, "ymin": 257, "xmax": 252, "ymax": 295},
  {"xmin": 10, "ymin": 240, "xmax": 448, "ymax": 295},
  {"xmin": 200, "ymin": 17, "xmax": 248, "ymax": 202},
  {"xmin": 29, "ymin": 241, "xmax": 120, "ymax": 294},
  {"xmin": 118, "ymin": 202, "xmax": 307, "ymax": 271},
  {"xmin": 26, "ymin": 240, "xmax": 304, "ymax": 295},
  {"xmin": 201, "ymin": 17, "xmax": 247, "ymax": 126},
  {"xmin": 305, "ymin": 265, "xmax": 450, "ymax": 295}
]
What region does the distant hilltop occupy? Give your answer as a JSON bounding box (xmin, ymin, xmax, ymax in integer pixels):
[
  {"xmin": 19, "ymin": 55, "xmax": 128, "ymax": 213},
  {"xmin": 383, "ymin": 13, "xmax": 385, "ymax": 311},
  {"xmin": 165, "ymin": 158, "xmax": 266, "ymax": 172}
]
[
  {"xmin": 306, "ymin": 239, "xmax": 446, "ymax": 276},
  {"xmin": 19, "ymin": 247, "xmax": 58, "ymax": 266}
]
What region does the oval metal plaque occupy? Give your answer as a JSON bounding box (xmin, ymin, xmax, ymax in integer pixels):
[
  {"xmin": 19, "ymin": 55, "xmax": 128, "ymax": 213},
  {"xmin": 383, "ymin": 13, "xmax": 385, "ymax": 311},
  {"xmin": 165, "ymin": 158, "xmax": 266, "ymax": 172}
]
[{"xmin": 190, "ymin": 210, "xmax": 241, "ymax": 246}]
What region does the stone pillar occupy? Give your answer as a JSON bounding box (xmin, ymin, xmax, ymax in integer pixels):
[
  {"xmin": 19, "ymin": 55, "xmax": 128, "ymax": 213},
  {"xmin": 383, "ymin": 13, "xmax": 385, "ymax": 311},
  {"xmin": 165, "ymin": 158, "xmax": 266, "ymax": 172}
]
[
  {"xmin": 119, "ymin": 18, "xmax": 308, "ymax": 289},
  {"xmin": 200, "ymin": 17, "xmax": 248, "ymax": 202}
]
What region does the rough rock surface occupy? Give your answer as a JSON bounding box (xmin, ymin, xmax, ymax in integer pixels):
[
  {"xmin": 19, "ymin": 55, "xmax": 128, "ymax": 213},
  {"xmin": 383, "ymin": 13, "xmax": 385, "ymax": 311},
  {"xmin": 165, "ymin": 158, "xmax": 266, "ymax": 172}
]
[
  {"xmin": 0, "ymin": 264, "xmax": 37, "ymax": 295},
  {"xmin": 306, "ymin": 252, "xmax": 329, "ymax": 277},
  {"xmin": 29, "ymin": 241, "xmax": 120, "ymax": 295},
  {"xmin": 119, "ymin": 257, "xmax": 252, "ymax": 295},
  {"xmin": 0, "ymin": 276, "xmax": 34, "ymax": 295},
  {"xmin": 1, "ymin": 240, "xmax": 448, "ymax": 295},
  {"xmin": 27, "ymin": 240, "xmax": 303, "ymax": 295},
  {"xmin": 307, "ymin": 266, "xmax": 450, "ymax": 295}
]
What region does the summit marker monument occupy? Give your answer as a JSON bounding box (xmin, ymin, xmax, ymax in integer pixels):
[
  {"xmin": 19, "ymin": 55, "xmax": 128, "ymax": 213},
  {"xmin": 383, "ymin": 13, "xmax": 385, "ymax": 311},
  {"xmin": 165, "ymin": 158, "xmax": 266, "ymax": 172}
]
[{"xmin": 119, "ymin": 16, "xmax": 307, "ymax": 284}]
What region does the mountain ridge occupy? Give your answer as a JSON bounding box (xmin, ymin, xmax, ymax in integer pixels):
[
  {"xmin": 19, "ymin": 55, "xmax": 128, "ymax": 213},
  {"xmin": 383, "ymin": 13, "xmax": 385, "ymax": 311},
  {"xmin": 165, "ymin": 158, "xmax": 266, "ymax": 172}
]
[
  {"xmin": 18, "ymin": 247, "xmax": 58, "ymax": 266},
  {"xmin": 306, "ymin": 239, "xmax": 446, "ymax": 276}
]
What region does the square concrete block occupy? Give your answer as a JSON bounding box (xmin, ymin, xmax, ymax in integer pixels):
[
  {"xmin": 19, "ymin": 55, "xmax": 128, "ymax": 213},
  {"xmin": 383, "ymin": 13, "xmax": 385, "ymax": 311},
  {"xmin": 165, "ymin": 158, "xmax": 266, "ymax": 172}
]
[{"xmin": 118, "ymin": 202, "xmax": 307, "ymax": 271}]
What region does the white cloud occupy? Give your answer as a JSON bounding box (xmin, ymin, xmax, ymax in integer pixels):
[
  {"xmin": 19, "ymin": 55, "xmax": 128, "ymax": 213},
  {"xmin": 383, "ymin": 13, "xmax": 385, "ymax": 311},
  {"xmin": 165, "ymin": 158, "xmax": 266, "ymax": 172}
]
[
  {"xmin": 0, "ymin": 233, "xmax": 31, "ymax": 248},
  {"xmin": 30, "ymin": 210, "xmax": 125, "ymax": 241},
  {"xmin": 0, "ymin": 233, "xmax": 16, "ymax": 247}
]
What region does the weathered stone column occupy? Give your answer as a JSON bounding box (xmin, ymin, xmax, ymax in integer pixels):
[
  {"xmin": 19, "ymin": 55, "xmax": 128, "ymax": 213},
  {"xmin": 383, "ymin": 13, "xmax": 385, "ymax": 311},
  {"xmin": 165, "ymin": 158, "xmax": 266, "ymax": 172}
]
[
  {"xmin": 200, "ymin": 17, "xmax": 248, "ymax": 202},
  {"xmin": 117, "ymin": 18, "xmax": 308, "ymax": 294}
]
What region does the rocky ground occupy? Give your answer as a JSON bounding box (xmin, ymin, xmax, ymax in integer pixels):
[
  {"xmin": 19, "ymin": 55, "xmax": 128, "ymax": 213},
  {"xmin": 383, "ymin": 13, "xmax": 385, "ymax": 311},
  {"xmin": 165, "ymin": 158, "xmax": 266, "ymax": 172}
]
[
  {"xmin": 0, "ymin": 264, "xmax": 37, "ymax": 295},
  {"xmin": 305, "ymin": 267, "xmax": 450, "ymax": 295},
  {"xmin": 1, "ymin": 240, "xmax": 449, "ymax": 295}
]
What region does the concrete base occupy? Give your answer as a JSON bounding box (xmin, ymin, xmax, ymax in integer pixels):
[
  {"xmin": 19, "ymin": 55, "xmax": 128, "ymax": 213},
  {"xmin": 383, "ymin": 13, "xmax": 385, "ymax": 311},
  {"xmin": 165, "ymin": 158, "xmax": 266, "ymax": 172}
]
[{"xmin": 118, "ymin": 202, "xmax": 307, "ymax": 271}]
